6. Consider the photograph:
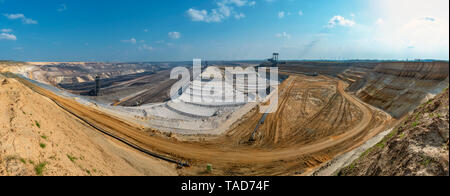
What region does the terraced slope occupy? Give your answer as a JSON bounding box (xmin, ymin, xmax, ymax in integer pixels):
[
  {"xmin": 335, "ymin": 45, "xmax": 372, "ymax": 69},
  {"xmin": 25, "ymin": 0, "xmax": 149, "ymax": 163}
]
[
  {"xmin": 9, "ymin": 72, "xmax": 391, "ymax": 175},
  {"xmin": 339, "ymin": 88, "xmax": 449, "ymax": 176},
  {"xmin": 340, "ymin": 61, "xmax": 449, "ymax": 118},
  {"xmin": 4, "ymin": 60, "xmax": 445, "ymax": 176}
]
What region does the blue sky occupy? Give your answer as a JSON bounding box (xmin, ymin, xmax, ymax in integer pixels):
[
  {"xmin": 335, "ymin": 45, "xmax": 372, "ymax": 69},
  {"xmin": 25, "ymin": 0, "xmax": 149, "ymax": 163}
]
[{"xmin": 0, "ymin": 0, "xmax": 449, "ymax": 62}]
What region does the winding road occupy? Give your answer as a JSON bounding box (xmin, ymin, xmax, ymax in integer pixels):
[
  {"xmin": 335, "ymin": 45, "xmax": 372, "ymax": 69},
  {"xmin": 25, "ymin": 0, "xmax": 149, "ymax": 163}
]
[{"xmin": 12, "ymin": 73, "xmax": 390, "ymax": 175}]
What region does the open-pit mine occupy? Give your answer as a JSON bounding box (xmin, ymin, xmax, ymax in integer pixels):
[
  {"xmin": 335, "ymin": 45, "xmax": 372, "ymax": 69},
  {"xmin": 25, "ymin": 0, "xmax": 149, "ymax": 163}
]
[{"xmin": 0, "ymin": 60, "xmax": 448, "ymax": 176}]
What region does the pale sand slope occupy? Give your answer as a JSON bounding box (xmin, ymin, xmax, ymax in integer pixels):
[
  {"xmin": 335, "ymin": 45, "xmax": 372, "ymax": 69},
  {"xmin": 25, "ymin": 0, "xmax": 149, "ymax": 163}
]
[{"xmin": 0, "ymin": 76, "xmax": 177, "ymax": 176}]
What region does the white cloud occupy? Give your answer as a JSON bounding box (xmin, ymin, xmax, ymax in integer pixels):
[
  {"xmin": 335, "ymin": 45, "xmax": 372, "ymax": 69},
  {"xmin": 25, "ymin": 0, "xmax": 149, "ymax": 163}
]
[
  {"xmin": 234, "ymin": 13, "xmax": 246, "ymax": 19},
  {"xmin": 144, "ymin": 29, "xmax": 149, "ymax": 32},
  {"xmin": 138, "ymin": 44, "xmax": 153, "ymax": 51},
  {"xmin": 217, "ymin": 2, "xmax": 232, "ymax": 18},
  {"xmin": 375, "ymin": 18, "xmax": 384, "ymax": 25},
  {"xmin": 370, "ymin": 0, "xmax": 449, "ymax": 58},
  {"xmin": 4, "ymin": 13, "xmax": 38, "ymax": 24},
  {"xmin": 58, "ymin": 4, "xmax": 67, "ymax": 12},
  {"xmin": 187, "ymin": 9, "xmax": 221, "ymax": 23},
  {"xmin": 380, "ymin": 17, "xmax": 448, "ymax": 52},
  {"xmin": 226, "ymin": 0, "xmax": 253, "ymax": 7},
  {"xmin": 121, "ymin": 38, "xmax": 137, "ymax": 44},
  {"xmin": 4, "ymin": 13, "xmax": 24, "ymax": 19},
  {"xmin": 23, "ymin": 18, "xmax": 38, "ymax": 24},
  {"xmin": 186, "ymin": 0, "xmax": 255, "ymax": 23},
  {"xmin": 278, "ymin": 11, "xmax": 285, "ymax": 19},
  {"xmin": 0, "ymin": 33, "xmax": 17, "ymax": 41},
  {"xmin": 327, "ymin": 15, "xmax": 355, "ymax": 28},
  {"xmin": 168, "ymin": 32, "xmax": 181, "ymax": 39},
  {"xmin": 298, "ymin": 10, "xmax": 304, "ymax": 16},
  {"xmin": 1, "ymin": 29, "xmax": 12, "ymax": 33},
  {"xmin": 276, "ymin": 32, "xmax": 291, "ymax": 39}
]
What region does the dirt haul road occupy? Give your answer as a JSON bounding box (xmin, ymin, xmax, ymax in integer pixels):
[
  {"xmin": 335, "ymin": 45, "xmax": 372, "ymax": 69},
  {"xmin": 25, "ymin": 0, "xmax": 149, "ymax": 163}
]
[{"xmin": 12, "ymin": 73, "xmax": 392, "ymax": 175}]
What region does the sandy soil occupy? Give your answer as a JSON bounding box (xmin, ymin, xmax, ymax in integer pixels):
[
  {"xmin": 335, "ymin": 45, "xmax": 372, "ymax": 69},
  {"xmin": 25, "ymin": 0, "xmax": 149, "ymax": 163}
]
[
  {"xmin": 308, "ymin": 128, "xmax": 394, "ymax": 176},
  {"xmin": 9, "ymin": 72, "xmax": 392, "ymax": 175},
  {"xmin": 339, "ymin": 88, "xmax": 449, "ymax": 176},
  {"xmin": 0, "ymin": 75, "xmax": 176, "ymax": 176}
]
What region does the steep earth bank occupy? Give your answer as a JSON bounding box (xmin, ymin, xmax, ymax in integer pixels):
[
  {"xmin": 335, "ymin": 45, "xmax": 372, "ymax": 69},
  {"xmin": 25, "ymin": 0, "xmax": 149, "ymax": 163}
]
[
  {"xmin": 0, "ymin": 74, "xmax": 176, "ymax": 176},
  {"xmin": 339, "ymin": 88, "xmax": 449, "ymax": 176}
]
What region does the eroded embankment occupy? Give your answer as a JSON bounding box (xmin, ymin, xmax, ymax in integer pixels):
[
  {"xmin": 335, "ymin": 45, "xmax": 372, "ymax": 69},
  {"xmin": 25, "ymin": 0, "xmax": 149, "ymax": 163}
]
[{"xmin": 339, "ymin": 88, "xmax": 449, "ymax": 176}]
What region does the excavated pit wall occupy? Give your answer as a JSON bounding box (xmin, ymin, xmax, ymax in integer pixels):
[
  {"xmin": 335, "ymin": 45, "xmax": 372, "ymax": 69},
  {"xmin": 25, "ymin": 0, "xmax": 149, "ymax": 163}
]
[{"xmin": 343, "ymin": 61, "xmax": 449, "ymax": 118}]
